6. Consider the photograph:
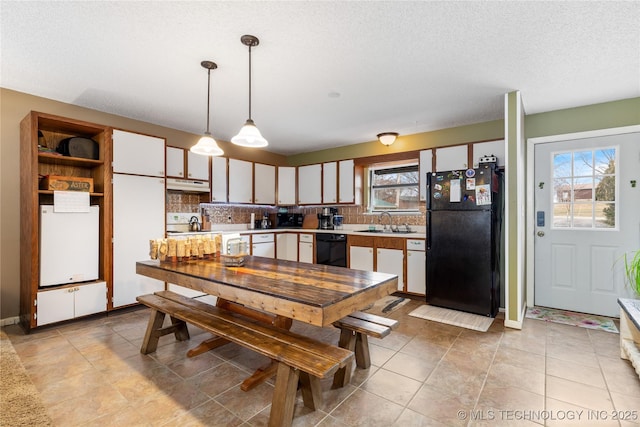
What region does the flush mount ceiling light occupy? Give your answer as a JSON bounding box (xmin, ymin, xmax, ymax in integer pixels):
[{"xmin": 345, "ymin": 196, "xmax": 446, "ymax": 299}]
[
  {"xmin": 377, "ymin": 132, "xmax": 399, "ymax": 146},
  {"xmin": 191, "ymin": 60, "xmax": 224, "ymax": 156},
  {"xmin": 231, "ymin": 35, "xmax": 268, "ymax": 148}
]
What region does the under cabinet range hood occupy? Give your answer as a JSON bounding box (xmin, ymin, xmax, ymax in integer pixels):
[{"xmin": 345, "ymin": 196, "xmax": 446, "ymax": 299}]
[{"xmin": 166, "ymin": 178, "xmax": 210, "ymax": 192}]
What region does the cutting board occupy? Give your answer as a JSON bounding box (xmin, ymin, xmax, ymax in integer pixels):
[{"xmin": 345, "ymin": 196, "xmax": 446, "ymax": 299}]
[{"xmin": 302, "ymin": 214, "xmax": 318, "ymax": 229}]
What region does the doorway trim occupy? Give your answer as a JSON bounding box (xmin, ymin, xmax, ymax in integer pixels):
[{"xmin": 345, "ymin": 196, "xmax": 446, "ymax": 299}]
[{"xmin": 525, "ymin": 125, "xmax": 640, "ymax": 309}]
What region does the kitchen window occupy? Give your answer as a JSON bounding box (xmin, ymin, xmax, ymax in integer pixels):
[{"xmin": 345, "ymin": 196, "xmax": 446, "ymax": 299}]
[{"xmin": 369, "ymin": 162, "xmax": 420, "ymax": 212}]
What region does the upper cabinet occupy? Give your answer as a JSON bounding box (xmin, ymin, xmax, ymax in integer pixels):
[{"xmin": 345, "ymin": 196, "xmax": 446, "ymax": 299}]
[
  {"xmin": 277, "ymin": 166, "xmax": 296, "ymax": 205},
  {"xmin": 322, "ymin": 161, "xmax": 337, "ymax": 204},
  {"xmin": 228, "ymin": 159, "xmax": 253, "ymax": 203},
  {"xmin": 166, "ymin": 146, "xmax": 210, "ymax": 181},
  {"xmin": 166, "ymin": 146, "xmax": 184, "ymax": 178},
  {"xmin": 338, "ymin": 160, "xmax": 355, "ymax": 204},
  {"xmin": 473, "ymin": 140, "xmax": 505, "ymax": 168},
  {"xmin": 211, "ymin": 156, "xmax": 228, "ymax": 203},
  {"xmin": 187, "ymin": 150, "xmax": 210, "ymax": 181},
  {"xmin": 254, "ymin": 163, "xmax": 276, "ymax": 205},
  {"xmin": 435, "ymin": 144, "xmax": 468, "ymax": 172},
  {"xmin": 298, "ymin": 164, "xmax": 322, "ymax": 205},
  {"xmin": 112, "ymin": 129, "xmax": 164, "ymax": 177}
]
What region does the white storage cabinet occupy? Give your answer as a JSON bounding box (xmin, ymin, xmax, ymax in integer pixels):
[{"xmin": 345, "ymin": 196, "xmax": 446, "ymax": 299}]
[
  {"xmin": 37, "ymin": 281, "xmax": 107, "ymax": 326},
  {"xmin": 254, "ymin": 163, "xmax": 276, "ymax": 205},
  {"xmin": 228, "ymin": 159, "xmax": 253, "ymax": 203},
  {"xmin": 406, "ymin": 239, "xmax": 426, "ymax": 295},
  {"xmin": 277, "ymin": 166, "xmax": 297, "ymax": 205},
  {"xmin": 298, "ymin": 233, "xmax": 314, "ymax": 263},
  {"xmin": 251, "ymin": 233, "xmax": 275, "ymax": 258}
]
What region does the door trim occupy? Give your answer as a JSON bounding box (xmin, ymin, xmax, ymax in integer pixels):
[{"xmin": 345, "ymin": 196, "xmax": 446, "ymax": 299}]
[{"xmin": 525, "ymin": 125, "xmax": 640, "ymax": 310}]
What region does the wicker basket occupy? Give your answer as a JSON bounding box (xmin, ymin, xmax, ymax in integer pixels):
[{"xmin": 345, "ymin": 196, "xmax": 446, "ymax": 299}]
[{"xmin": 220, "ymin": 254, "xmax": 246, "ymax": 267}]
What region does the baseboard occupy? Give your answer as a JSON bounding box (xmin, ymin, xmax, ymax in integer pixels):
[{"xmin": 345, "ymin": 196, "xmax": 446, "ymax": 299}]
[{"xmin": 0, "ymin": 316, "xmax": 20, "ymax": 327}]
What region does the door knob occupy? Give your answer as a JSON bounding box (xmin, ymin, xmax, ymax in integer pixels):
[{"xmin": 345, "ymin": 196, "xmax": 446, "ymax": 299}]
[{"xmin": 537, "ymin": 231, "xmax": 545, "ymax": 237}]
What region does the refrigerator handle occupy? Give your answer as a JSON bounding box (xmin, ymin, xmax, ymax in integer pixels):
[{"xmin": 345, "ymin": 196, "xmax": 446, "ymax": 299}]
[
  {"xmin": 427, "ymin": 211, "xmax": 431, "ymax": 250},
  {"xmin": 426, "ymin": 173, "xmax": 432, "ymax": 210}
]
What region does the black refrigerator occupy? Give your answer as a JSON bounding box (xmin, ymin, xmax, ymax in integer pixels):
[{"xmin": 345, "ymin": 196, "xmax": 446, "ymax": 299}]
[{"xmin": 426, "ymin": 164, "xmax": 503, "ymax": 317}]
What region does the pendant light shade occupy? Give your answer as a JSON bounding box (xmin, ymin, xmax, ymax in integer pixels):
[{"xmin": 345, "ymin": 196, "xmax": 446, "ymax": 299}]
[
  {"xmin": 191, "ymin": 60, "xmax": 224, "ymax": 156},
  {"xmin": 232, "ymin": 35, "xmax": 268, "ymax": 148}
]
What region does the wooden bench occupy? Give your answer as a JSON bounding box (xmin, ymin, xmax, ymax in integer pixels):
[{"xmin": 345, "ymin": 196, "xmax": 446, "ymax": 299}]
[
  {"xmin": 137, "ymin": 291, "xmax": 354, "ymax": 427},
  {"xmin": 332, "ymin": 311, "xmax": 398, "ymax": 388}
]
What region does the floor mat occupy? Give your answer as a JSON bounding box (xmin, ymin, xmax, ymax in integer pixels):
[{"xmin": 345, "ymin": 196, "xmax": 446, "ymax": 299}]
[
  {"xmin": 408, "ymin": 305, "xmax": 494, "ymax": 332},
  {"xmin": 362, "ymin": 296, "xmax": 409, "ymax": 316},
  {"xmin": 525, "ymin": 306, "xmax": 618, "ymax": 333}
]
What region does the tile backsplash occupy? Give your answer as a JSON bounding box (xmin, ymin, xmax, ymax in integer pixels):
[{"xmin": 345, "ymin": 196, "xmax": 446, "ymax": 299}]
[{"xmin": 167, "ymin": 191, "xmax": 426, "ymax": 227}]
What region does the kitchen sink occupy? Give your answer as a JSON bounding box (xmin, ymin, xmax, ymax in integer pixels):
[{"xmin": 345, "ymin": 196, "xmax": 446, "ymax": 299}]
[{"xmin": 355, "ymin": 229, "xmax": 417, "ymax": 234}]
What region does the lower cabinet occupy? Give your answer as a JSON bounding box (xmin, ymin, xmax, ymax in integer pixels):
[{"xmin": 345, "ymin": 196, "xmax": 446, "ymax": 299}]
[
  {"xmin": 276, "ymin": 233, "xmax": 298, "ymax": 261},
  {"xmin": 349, "ymin": 246, "xmax": 374, "ymax": 271},
  {"xmin": 377, "ymin": 248, "xmax": 404, "ymax": 291},
  {"xmin": 251, "ymin": 233, "xmax": 275, "ymax": 258},
  {"xmin": 298, "ymin": 233, "xmax": 314, "ymax": 263},
  {"xmin": 37, "ymin": 281, "xmax": 107, "ymax": 326},
  {"xmin": 406, "ymin": 239, "xmax": 426, "ymax": 295}
]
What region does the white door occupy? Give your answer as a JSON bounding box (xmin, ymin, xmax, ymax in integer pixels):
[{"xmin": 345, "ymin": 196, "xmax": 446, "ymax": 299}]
[
  {"xmin": 113, "ymin": 174, "xmax": 165, "ymax": 307},
  {"xmin": 534, "ymin": 132, "xmax": 640, "ymax": 316}
]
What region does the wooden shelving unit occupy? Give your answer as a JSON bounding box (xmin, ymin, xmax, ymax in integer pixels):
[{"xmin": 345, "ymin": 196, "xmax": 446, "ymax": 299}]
[{"xmin": 20, "ymin": 111, "xmax": 112, "ymax": 332}]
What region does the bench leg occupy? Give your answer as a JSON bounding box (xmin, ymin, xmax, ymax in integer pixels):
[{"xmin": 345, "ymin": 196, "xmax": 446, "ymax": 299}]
[
  {"xmin": 241, "ymin": 360, "xmax": 278, "ymax": 391},
  {"xmin": 170, "ymin": 315, "xmax": 190, "ymax": 342},
  {"xmin": 140, "ymin": 309, "xmax": 191, "ymax": 355},
  {"xmin": 269, "ymin": 362, "xmax": 299, "ymax": 427},
  {"xmin": 355, "ymin": 332, "xmax": 371, "ymax": 368},
  {"xmin": 332, "ymin": 328, "xmax": 356, "ymax": 388},
  {"xmin": 141, "ymin": 309, "xmax": 166, "ymax": 354},
  {"xmin": 299, "ymin": 371, "xmax": 323, "ymax": 410}
]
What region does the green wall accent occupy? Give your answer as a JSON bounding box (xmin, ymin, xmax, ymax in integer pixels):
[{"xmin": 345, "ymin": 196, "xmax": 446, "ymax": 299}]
[
  {"xmin": 286, "ymin": 119, "xmax": 504, "ymax": 166},
  {"xmin": 526, "ymin": 97, "xmax": 640, "ymax": 138}
]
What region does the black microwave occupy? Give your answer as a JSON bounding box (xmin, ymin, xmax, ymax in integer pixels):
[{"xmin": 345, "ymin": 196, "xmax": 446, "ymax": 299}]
[{"xmin": 273, "ymin": 213, "xmax": 304, "ymax": 228}]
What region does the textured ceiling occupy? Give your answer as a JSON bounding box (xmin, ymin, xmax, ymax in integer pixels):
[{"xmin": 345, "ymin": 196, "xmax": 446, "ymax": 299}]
[{"xmin": 2, "ymin": 1, "xmax": 639, "ymax": 155}]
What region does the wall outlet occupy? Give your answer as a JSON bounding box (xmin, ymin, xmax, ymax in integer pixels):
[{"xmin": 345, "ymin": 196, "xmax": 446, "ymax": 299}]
[{"xmin": 227, "ymin": 216, "xmax": 232, "ymax": 223}]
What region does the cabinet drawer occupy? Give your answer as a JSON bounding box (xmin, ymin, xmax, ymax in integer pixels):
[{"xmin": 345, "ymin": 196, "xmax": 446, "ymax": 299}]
[
  {"xmin": 252, "ymin": 233, "xmax": 274, "ymax": 243},
  {"xmin": 375, "ymin": 236, "xmax": 404, "ymax": 250},
  {"xmin": 406, "ymin": 239, "xmax": 426, "ymax": 251},
  {"xmin": 299, "ymin": 233, "xmax": 314, "ymax": 243}
]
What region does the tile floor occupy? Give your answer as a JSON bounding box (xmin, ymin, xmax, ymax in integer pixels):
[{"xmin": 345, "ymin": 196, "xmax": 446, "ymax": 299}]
[{"xmin": 3, "ymin": 299, "xmax": 640, "ymax": 426}]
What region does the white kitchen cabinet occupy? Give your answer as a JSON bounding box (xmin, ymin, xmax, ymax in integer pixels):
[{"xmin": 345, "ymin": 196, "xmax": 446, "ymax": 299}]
[
  {"xmin": 338, "ymin": 159, "xmax": 355, "ymax": 204},
  {"xmin": 298, "ymin": 233, "xmax": 314, "ymax": 263},
  {"xmin": 435, "ymin": 144, "xmax": 468, "ymax": 172},
  {"xmin": 377, "ymin": 248, "xmax": 404, "ymax": 291},
  {"xmin": 36, "ymin": 281, "xmax": 107, "ymax": 326},
  {"xmin": 350, "ymin": 246, "xmax": 374, "ymax": 272},
  {"xmin": 211, "ymin": 156, "xmax": 228, "ymax": 202},
  {"xmin": 276, "ymin": 233, "xmax": 298, "ymax": 261},
  {"xmin": 254, "ymin": 163, "xmax": 276, "ymax": 205},
  {"xmin": 473, "ymin": 139, "xmax": 505, "ymax": 168},
  {"xmin": 251, "ymin": 233, "xmax": 275, "ymax": 258},
  {"xmin": 112, "ymin": 129, "xmax": 165, "ymax": 177},
  {"xmin": 419, "ymin": 149, "xmax": 433, "ymax": 201},
  {"xmin": 228, "ymin": 159, "xmax": 253, "ymax": 203},
  {"xmin": 277, "ymin": 166, "xmax": 297, "ymax": 205},
  {"xmin": 406, "ymin": 239, "xmax": 426, "ymax": 295},
  {"xmin": 298, "ymin": 164, "xmax": 322, "ymax": 205},
  {"xmin": 166, "ymin": 146, "xmax": 185, "ymax": 178},
  {"xmin": 187, "ymin": 150, "xmax": 210, "ymax": 180},
  {"xmin": 112, "ymin": 174, "xmax": 165, "ymax": 307},
  {"xmin": 322, "ymin": 161, "xmax": 337, "ymax": 204}
]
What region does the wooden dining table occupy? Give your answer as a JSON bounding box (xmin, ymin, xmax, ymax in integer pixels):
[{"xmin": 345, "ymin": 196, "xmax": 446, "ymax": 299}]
[
  {"xmin": 136, "ymin": 256, "xmax": 398, "ymax": 327},
  {"xmin": 136, "ymin": 256, "xmax": 398, "ymax": 389}
]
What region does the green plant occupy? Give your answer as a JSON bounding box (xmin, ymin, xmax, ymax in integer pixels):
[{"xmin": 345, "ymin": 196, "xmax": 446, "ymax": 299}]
[{"xmin": 623, "ymin": 249, "xmax": 640, "ymax": 297}]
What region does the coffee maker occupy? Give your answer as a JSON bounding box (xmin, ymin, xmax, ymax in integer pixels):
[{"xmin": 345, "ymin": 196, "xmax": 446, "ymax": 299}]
[{"xmin": 318, "ymin": 207, "xmax": 338, "ymax": 230}]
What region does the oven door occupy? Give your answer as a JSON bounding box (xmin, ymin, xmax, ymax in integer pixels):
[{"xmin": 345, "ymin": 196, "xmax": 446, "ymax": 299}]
[{"xmin": 315, "ymin": 234, "xmax": 347, "ymax": 267}]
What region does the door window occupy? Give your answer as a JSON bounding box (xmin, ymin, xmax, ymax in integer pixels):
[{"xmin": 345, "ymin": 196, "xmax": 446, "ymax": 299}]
[{"xmin": 552, "ymin": 147, "xmax": 617, "ymax": 229}]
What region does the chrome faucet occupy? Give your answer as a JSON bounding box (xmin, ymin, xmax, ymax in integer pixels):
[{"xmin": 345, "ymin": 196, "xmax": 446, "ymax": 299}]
[{"xmin": 379, "ymin": 211, "xmax": 393, "ymax": 231}]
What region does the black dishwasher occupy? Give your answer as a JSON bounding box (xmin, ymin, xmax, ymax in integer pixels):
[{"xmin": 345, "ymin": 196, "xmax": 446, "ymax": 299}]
[{"xmin": 316, "ymin": 234, "xmax": 347, "ymax": 267}]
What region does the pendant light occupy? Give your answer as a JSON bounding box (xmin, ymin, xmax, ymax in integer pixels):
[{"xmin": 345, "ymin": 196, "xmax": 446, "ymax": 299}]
[
  {"xmin": 231, "ymin": 35, "xmax": 268, "ymax": 148},
  {"xmin": 190, "ymin": 60, "xmax": 224, "ymax": 156}
]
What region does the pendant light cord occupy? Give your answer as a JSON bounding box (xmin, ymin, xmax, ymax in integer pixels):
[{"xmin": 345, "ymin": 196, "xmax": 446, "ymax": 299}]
[
  {"xmin": 206, "ymin": 68, "xmax": 211, "ymax": 133},
  {"xmin": 248, "ymin": 44, "xmax": 252, "ymax": 121}
]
